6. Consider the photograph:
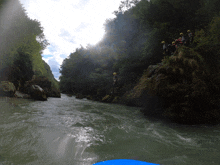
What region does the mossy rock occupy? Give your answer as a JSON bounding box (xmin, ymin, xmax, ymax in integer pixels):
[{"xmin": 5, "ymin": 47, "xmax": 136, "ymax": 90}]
[
  {"xmin": 48, "ymin": 86, "xmax": 61, "ymax": 98},
  {"xmin": 30, "ymin": 85, "xmax": 47, "ymax": 101},
  {"xmin": 24, "ymin": 76, "xmax": 61, "ymax": 97},
  {"xmin": 112, "ymin": 96, "xmax": 120, "ymax": 103},
  {"xmin": 0, "ymin": 81, "xmax": 16, "ymax": 97},
  {"xmin": 102, "ymin": 95, "xmax": 114, "ymax": 103},
  {"xmin": 15, "ymin": 91, "xmax": 31, "ymax": 99},
  {"xmin": 146, "ymin": 64, "xmax": 160, "ymax": 77},
  {"xmin": 145, "ymin": 47, "xmax": 220, "ymax": 124}
]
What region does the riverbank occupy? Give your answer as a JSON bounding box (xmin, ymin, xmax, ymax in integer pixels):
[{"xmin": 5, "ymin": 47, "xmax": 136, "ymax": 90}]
[
  {"xmin": 0, "ymin": 79, "xmax": 61, "ymax": 101},
  {"xmin": 65, "ymin": 46, "xmax": 220, "ymax": 125}
]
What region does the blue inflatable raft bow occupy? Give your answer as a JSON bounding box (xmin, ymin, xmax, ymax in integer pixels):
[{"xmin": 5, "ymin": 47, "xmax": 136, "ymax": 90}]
[{"xmin": 93, "ymin": 159, "xmax": 160, "ymax": 165}]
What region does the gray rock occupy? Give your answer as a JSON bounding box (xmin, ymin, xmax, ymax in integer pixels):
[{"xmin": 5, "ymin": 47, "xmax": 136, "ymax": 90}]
[
  {"xmin": 30, "ymin": 85, "xmax": 47, "ymax": 101},
  {"xmin": 14, "ymin": 91, "xmax": 31, "ymax": 99},
  {"xmin": 0, "ymin": 81, "xmax": 16, "ymax": 97}
]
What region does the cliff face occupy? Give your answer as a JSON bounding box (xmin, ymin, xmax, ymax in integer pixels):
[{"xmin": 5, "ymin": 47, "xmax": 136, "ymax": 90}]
[
  {"xmin": 120, "ymin": 71, "xmax": 165, "ymax": 119},
  {"xmin": 132, "ymin": 47, "xmax": 220, "ymax": 124}
]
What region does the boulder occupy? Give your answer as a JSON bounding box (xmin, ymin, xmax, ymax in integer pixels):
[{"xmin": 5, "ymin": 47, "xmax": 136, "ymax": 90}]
[
  {"xmin": 102, "ymin": 95, "xmax": 114, "ymax": 103},
  {"xmin": 112, "ymin": 96, "xmax": 120, "ymax": 103},
  {"xmin": 0, "ymin": 81, "xmax": 16, "ymax": 97},
  {"xmin": 30, "ymin": 85, "xmax": 47, "ymax": 101},
  {"xmin": 146, "ymin": 64, "xmax": 160, "ymax": 77},
  {"xmin": 120, "ymin": 71, "xmax": 165, "ymax": 119},
  {"xmin": 14, "ymin": 91, "xmax": 31, "ymax": 99},
  {"xmin": 23, "ymin": 76, "xmax": 61, "ymax": 98},
  {"xmin": 48, "ymin": 86, "xmax": 61, "ymax": 98}
]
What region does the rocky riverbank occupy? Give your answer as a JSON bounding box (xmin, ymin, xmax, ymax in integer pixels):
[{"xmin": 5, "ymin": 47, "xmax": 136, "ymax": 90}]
[
  {"xmin": 140, "ymin": 47, "xmax": 220, "ymax": 124},
  {"xmin": 0, "ymin": 78, "xmax": 61, "ymax": 101},
  {"xmin": 69, "ymin": 46, "xmax": 220, "ymax": 125}
]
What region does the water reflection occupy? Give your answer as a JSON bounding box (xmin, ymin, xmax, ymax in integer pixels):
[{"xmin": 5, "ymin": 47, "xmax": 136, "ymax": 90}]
[{"xmin": 53, "ymin": 126, "xmax": 99, "ymax": 165}]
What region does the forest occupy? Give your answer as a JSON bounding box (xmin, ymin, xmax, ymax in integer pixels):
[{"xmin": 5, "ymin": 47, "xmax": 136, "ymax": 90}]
[
  {"xmin": 0, "ymin": 0, "xmax": 60, "ymax": 97},
  {"xmin": 60, "ymin": 0, "xmax": 220, "ymax": 124}
]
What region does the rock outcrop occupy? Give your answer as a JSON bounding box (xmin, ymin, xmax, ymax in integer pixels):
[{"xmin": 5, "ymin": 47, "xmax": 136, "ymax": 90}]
[
  {"xmin": 102, "ymin": 95, "xmax": 114, "ymax": 103},
  {"xmin": 14, "ymin": 91, "xmax": 31, "ymax": 99},
  {"xmin": 120, "ymin": 71, "xmax": 164, "ymax": 118},
  {"xmin": 23, "ymin": 76, "xmax": 61, "ymax": 98},
  {"xmin": 143, "ymin": 46, "xmax": 220, "ymax": 124},
  {"xmin": 29, "ymin": 85, "xmax": 47, "ymax": 101},
  {"xmin": 0, "ymin": 81, "xmax": 16, "ymax": 97},
  {"xmin": 0, "ymin": 81, "xmax": 47, "ymax": 100}
]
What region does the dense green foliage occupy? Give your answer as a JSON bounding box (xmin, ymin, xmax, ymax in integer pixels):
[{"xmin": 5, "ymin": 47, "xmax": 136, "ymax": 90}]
[
  {"xmin": 60, "ymin": 0, "xmax": 220, "ymax": 97},
  {"xmin": 59, "ymin": 0, "xmax": 220, "ymax": 123},
  {"xmin": 0, "ymin": 0, "xmax": 59, "ymax": 93},
  {"xmin": 142, "ymin": 12, "xmax": 220, "ymax": 124},
  {"xmin": 145, "ymin": 46, "xmax": 220, "ymax": 124}
]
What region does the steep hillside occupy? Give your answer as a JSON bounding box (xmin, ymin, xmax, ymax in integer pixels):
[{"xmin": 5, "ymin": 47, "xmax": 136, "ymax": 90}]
[
  {"xmin": 59, "ymin": 0, "xmax": 220, "ymax": 124},
  {"xmin": 0, "ymin": 0, "xmax": 60, "ymax": 98}
]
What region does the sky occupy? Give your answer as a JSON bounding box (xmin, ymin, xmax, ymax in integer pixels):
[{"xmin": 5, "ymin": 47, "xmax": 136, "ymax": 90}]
[{"xmin": 19, "ymin": 0, "xmax": 122, "ymax": 80}]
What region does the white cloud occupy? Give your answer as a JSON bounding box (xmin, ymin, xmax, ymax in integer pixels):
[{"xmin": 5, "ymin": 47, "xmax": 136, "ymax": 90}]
[{"xmin": 19, "ymin": 0, "xmax": 122, "ymax": 79}]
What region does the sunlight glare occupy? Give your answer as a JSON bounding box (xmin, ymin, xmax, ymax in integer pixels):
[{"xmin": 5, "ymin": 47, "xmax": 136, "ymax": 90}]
[
  {"xmin": 89, "ymin": 27, "xmax": 104, "ymax": 45},
  {"xmin": 80, "ymin": 24, "xmax": 105, "ymax": 47}
]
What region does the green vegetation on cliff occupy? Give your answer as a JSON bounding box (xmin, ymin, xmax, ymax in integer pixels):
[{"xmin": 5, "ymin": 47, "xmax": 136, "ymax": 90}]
[
  {"xmin": 60, "ymin": 0, "xmax": 220, "ymax": 124},
  {"xmin": 145, "ymin": 46, "xmax": 220, "ymax": 124},
  {"xmin": 0, "ymin": 0, "xmax": 59, "ymax": 95},
  {"xmin": 133, "ymin": 15, "xmax": 220, "ymax": 124}
]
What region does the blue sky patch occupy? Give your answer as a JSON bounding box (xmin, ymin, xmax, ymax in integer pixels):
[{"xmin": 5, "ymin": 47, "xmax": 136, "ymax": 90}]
[
  {"xmin": 48, "ymin": 45, "xmax": 57, "ymax": 53},
  {"xmin": 60, "ymin": 54, "xmax": 67, "ymax": 58},
  {"xmin": 43, "ymin": 55, "xmax": 53, "ymax": 58}
]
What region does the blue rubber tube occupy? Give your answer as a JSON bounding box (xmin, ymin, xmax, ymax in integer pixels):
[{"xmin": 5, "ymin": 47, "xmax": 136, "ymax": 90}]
[{"xmin": 93, "ymin": 159, "xmax": 160, "ymax": 165}]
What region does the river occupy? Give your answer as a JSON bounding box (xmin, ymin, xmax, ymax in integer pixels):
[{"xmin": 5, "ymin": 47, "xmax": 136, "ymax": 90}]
[{"xmin": 0, "ymin": 94, "xmax": 220, "ymax": 165}]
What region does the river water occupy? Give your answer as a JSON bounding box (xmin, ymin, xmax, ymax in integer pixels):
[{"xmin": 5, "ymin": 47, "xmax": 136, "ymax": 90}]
[{"xmin": 0, "ymin": 94, "xmax": 220, "ymax": 165}]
